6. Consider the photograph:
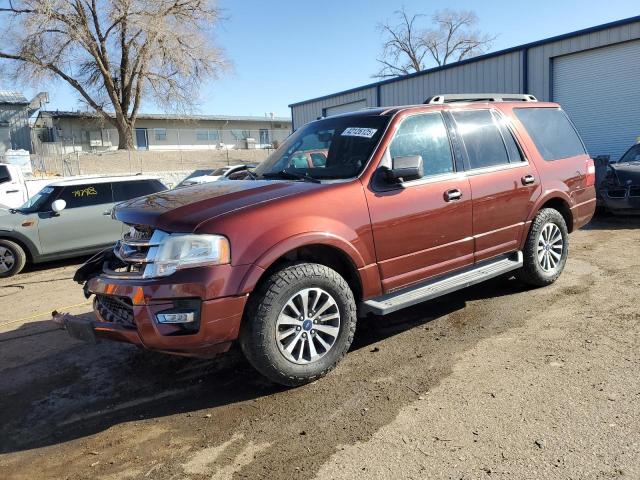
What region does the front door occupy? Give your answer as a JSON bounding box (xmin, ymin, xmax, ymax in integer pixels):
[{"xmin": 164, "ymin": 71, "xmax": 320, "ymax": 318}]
[
  {"xmin": 38, "ymin": 182, "xmax": 120, "ymax": 255},
  {"xmin": 365, "ymin": 112, "xmax": 474, "ymax": 293},
  {"xmin": 135, "ymin": 128, "xmax": 148, "ymax": 150},
  {"xmin": 449, "ymin": 109, "xmax": 540, "ymax": 262}
]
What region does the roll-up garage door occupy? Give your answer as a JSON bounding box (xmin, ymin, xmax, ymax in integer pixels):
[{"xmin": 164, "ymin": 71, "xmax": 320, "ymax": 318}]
[
  {"xmin": 553, "ymin": 40, "xmax": 640, "ymax": 161},
  {"xmin": 324, "ymin": 100, "xmax": 367, "ymax": 117}
]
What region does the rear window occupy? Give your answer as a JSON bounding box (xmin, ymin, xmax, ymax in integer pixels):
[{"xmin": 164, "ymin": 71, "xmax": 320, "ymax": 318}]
[
  {"xmin": 113, "ymin": 180, "xmax": 166, "ymax": 202},
  {"xmin": 514, "ymin": 108, "xmax": 586, "ymax": 161}
]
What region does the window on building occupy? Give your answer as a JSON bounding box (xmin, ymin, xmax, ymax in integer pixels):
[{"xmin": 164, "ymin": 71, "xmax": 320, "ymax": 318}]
[
  {"xmin": 154, "ymin": 128, "xmax": 167, "ymax": 141},
  {"xmin": 389, "ymin": 113, "xmax": 454, "ymax": 178},
  {"xmin": 208, "ymin": 130, "xmax": 220, "ymax": 143},
  {"xmin": 514, "ymin": 107, "xmax": 586, "ymax": 161},
  {"xmin": 56, "ymin": 182, "xmax": 113, "ymax": 209},
  {"xmin": 231, "ymin": 130, "xmax": 251, "ymax": 140},
  {"xmin": 452, "ymin": 110, "xmax": 511, "ymax": 169},
  {"xmin": 196, "ymin": 130, "xmax": 209, "ymax": 141}
]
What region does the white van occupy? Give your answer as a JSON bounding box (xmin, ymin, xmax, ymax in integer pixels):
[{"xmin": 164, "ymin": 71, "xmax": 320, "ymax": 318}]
[{"xmin": 0, "ymin": 164, "xmax": 59, "ymax": 209}]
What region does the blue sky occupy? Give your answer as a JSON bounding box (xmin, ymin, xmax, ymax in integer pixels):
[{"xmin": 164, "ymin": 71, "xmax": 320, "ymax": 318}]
[{"xmin": 9, "ymin": 0, "xmax": 640, "ymax": 118}]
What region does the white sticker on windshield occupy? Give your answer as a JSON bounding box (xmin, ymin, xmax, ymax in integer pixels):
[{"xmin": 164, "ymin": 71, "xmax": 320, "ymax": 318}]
[{"xmin": 342, "ymin": 127, "xmax": 377, "ymax": 138}]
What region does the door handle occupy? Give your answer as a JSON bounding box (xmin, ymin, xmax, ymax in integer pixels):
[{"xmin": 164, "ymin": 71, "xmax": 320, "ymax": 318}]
[
  {"xmin": 444, "ymin": 188, "xmax": 462, "ymax": 201},
  {"xmin": 103, "ymin": 209, "xmax": 113, "ymax": 216},
  {"xmin": 521, "ymin": 174, "xmax": 535, "ymax": 185},
  {"xmin": 6, "ymin": 190, "xmax": 19, "ymax": 193}
]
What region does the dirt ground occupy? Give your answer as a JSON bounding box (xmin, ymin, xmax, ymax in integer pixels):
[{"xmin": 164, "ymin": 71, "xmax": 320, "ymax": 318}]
[{"xmin": 0, "ymin": 214, "xmax": 638, "ymax": 480}]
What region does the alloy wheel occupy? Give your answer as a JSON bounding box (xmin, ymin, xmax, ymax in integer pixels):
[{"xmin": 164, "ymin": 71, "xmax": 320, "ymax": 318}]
[
  {"xmin": 275, "ymin": 287, "xmax": 341, "ymax": 365},
  {"xmin": 0, "ymin": 246, "xmax": 15, "ymax": 274},
  {"xmin": 537, "ymin": 223, "xmax": 564, "ymax": 273}
]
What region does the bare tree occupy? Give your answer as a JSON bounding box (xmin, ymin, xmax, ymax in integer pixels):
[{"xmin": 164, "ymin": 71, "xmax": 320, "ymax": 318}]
[
  {"xmin": 0, "ymin": 0, "xmax": 228, "ymax": 149},
  {"xmin": 375, "ymin": 7, "xmax": 495, "ymax": 78}
]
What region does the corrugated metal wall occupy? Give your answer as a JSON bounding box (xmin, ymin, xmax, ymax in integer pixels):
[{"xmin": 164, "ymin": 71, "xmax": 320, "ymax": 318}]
[
  {"xmin": 291, "ymin": 19, "xmax": 640, "ymax": 131},
  {"xmin": 378, "ymin": 50, "xmax": 522, "ymax": 106},
  {"xmin": 292, "ymin": 87, "xmax": 377, "ymax": 129},
  {"xmin": 527, "ymin": 21, "xmax": 640, "ymax": 100},
  {"xmin": 552, "ymin": 39, "xmax": 640, "ymax": 160}
]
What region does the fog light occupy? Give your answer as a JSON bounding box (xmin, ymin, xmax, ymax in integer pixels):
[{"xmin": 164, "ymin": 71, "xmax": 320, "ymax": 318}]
[{"xmin": 156, "ymin": 311, "xmax": 196, "ymax": 324}]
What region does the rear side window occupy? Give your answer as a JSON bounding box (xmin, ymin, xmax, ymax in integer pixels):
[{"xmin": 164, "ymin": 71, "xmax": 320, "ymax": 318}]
[
  {"xmin": 389, "ymin": 113, "xmax": 454, "ymax": 177},
  {"xmin": 514, "ymin": 107, "xmax": 586, "ymax": 161},
  {"xmin": 0, "ymin": 165, "xmax": 10, "ymax": 184},
  {"xmin": 113, "ymin": 180, "xmax": 165, "ymax": 202},
  {"xmin": 57, "ymin": 183, "xmax": 113, "ymax": 209},
  {"xmin": 452, "ymin": 110, "xmax": 516, "ymax": 169}
]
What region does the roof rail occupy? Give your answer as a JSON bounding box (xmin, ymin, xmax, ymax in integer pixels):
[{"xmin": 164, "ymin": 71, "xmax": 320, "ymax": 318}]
[{"xmin": 425, "ymin": 93, "xmax": 538, "ymax": 104}]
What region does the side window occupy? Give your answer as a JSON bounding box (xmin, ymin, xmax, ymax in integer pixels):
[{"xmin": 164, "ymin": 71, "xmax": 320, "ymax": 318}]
[
  {"xmin": 310, "ymin": 152, "xmax": 327, "ymax": 167},
  {"xmin": 113, "ymin": 180, "xmax": 165, "ymax": 202},
  {"xmin": 56, "ymin": 183, "xmax": 113, "ymax": 209},
  {"xmin": 494, "ymin": 114, "xmax": 524, "ymax": 163},
  {"xmin": 452, "ymin": 110, "xmax": 511, "ymax": 169},
  {"xmin": 514, "ymin": 107, "xmax": 586, "ymax": 161},
  {"xmin": 0, "ymin": 165, "xmax": 10, "ymax": 184},
  {"xmin": 389, "ymin": 113, "xmax": 454, "ymax": 177}
]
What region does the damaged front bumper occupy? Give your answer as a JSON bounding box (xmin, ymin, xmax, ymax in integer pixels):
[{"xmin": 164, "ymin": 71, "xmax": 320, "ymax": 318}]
[{"xmin": 62, "ymin": 247, "xmax": 249, "ymax": 358}]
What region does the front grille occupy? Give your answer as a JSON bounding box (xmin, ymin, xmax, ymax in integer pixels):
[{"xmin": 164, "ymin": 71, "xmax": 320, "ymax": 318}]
[
  {"xmin": 95, "ymin": 294, "xmax": 135, "ymax": 328},
  {"xmin": 607, "ymin": 188, "xmax": 627, "ymax": 199},
  {"xmin": 107, "ymin": 226, "xmax": 167, "ymax": 278}
]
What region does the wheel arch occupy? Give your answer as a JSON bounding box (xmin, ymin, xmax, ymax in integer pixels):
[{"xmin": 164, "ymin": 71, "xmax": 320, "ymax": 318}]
[
  {"xmin": 528, "ymin": 192, "xmax": 574, "ymax": 233},
  {"xmin": 0, "ymin": 232, "xmax": 37, "ymax": 262},
  {"xmin": 238, "ymin": 233, "xmax": 366, "ymax": 302}
]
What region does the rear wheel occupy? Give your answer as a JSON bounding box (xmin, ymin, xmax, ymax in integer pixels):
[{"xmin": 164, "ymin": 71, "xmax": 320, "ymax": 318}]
[
  {"xmin": 516, "ymin": 208, "xmax": 569, "ymax": 287},
  {"xmin": 0, "ymin": 239, "xmax": 27, "ymax": 278},
  {"xmin": 240, "ymin": 262, "xmax": 357, "ymax": 386}
]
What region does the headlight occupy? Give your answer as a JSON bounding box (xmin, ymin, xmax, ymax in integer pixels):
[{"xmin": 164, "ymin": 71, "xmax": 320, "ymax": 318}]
[{"xmin": 143, "ymin": 234, "xmax": 230, "ymax": 278}]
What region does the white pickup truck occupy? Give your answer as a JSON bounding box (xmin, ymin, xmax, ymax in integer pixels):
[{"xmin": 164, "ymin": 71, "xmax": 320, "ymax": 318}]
[{"xmin": 0, "ymin": 164, "xmax": 55, "ymax": 209}]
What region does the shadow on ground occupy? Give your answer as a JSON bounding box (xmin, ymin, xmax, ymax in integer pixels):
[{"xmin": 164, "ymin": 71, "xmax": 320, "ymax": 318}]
[{"xmin": 0, "ymin": 276, "xmax": 529, "ymax": 457}]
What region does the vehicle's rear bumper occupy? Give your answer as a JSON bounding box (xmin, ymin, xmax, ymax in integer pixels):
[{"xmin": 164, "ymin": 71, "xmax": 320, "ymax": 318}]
[{"xmin": 78, "ymin": 275, "xmax": 248, "ymax": 358}]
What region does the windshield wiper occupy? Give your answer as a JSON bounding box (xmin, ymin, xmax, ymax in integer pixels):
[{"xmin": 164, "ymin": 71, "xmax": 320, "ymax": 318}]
[{"xmin": 262, "ymin": 169, "xmax": 321, "ymax": 183}]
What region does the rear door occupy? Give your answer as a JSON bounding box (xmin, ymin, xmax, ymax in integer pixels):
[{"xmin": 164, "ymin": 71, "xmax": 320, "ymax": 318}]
[
  {"xmin": 37, "ymin": 182, "xmax": 118, "ymax": 254},
  {"xmin": 366, "ymin": 112, "xmax": 474, "ymax": 292},
  {"xmin": 449, "ymin": 109, "xmax": 540, "ymax": 262}
]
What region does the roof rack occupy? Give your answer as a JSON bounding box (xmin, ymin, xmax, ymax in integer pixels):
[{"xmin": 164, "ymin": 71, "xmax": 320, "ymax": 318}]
[{"xmin": 425, "ymin": 93, "xmax": 537, "ymax": 104}]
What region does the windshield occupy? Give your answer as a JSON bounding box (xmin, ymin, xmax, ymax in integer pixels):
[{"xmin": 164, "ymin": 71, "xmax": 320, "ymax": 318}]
[
  {"xmin": 618, "ymin": 144, "xmax": 640, "ymax": 163},
  {"xmin": 254, "ymin": 115, "xmax": 390, "ymax": 180},
  {"xmin": 17, "ymin": 186, "xmax": 55, "ymax": 213}
]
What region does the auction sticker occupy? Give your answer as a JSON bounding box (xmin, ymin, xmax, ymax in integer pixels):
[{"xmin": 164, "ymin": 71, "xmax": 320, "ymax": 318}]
[{"xmin": 342, "ymin": 127, "xmax": 377, "ymax": 138}]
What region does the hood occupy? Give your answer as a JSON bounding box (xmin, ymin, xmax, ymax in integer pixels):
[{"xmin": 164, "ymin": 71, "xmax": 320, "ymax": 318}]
[
  {"xmin": 114, "ymin": 180, "xmax": 325, "ymax": 232},
  {"xmin": 609, "ymin": 162, "xmax": 640, "ymax": 186},
  {"xmin": 0, "ymin": 208, "xmax": 25, "ymax": 231}
]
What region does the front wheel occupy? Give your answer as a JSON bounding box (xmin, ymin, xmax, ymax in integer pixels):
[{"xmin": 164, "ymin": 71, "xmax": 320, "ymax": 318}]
[
  {"xmin": 516, "ymin": 208, "xmax": 569, "ymax": 287},
  {"xmin": 240, "ymin": 262, "xmax": 357, "ymax": 386},
  {"xmin": 0, "ymin": 239, "xmax": 27, "ymax": 278}
]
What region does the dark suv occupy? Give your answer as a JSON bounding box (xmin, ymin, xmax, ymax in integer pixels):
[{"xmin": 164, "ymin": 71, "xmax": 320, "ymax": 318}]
[{"xmin": 68, "ymin": 94, "xmax": 596, "ymax": 386}]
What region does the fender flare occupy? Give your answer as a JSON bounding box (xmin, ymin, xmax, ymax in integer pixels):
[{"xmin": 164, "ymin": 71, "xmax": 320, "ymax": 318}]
[{"xmin": 237, "ymin": 231, "xmax": 366, "ymax": 295}]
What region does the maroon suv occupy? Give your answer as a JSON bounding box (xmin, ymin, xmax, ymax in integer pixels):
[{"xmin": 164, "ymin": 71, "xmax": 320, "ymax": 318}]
[{"xmin": 69, "ymin": 94, "xmax": 596, "ymax": 386}]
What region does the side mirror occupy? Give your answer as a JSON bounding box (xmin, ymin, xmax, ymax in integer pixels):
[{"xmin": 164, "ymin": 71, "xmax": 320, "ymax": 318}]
[
  {"xmin": 383, "ymin": 155, "xmax": 424, "ymax": 183},
  {"xmin": 51, "ymin": 199, "xmax": 67, "ymax": 214}
]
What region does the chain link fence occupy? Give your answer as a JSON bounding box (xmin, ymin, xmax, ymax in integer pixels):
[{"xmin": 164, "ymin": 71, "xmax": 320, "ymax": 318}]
[{"xmin": 29, "ymin": 127, "xmax": 290, "ymax": 176}]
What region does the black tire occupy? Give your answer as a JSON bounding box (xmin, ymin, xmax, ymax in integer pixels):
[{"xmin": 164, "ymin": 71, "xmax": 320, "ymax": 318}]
[
  {"xmin": 0, "ymin": 239, "xmax": 27, "ymax": 278},
  {"xmin": 240, "ymin": 262, "xmax": 357, "ymax": 387},
  {"xmin": 516, "ymin": 208, "xmax": 569, "ymax": 287}
]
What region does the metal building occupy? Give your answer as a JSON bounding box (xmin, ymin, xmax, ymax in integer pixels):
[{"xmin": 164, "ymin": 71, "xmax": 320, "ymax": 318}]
[{"xmin": 289, "ymin": 16, "xmax": 640, "ymax": 161}]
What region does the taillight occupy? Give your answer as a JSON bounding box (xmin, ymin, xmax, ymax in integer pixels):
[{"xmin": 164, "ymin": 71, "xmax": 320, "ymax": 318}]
[{"xmin": 585, "ymin": 158, "xmax": 596, "ymax": 187}]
